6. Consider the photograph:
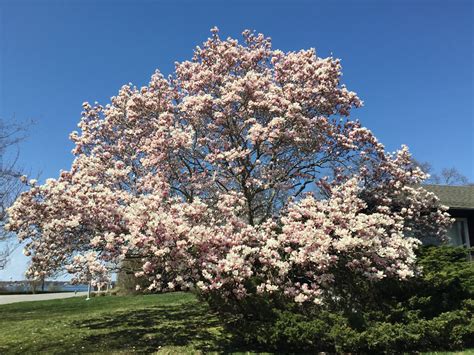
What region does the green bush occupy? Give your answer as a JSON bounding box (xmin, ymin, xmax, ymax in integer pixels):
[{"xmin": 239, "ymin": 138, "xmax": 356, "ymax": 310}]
[
  {"xmin": 360, "ymin": 308, "xmax": 473, "ymax": 353},
  {"xmin": 211, "ymin": 246, "xmax": 474, "ymax": 353}
]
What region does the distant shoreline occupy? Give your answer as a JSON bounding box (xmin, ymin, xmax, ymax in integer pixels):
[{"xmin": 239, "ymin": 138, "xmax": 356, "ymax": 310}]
[
  {"xmin": 0, "ymin": 280, "xmax": 89, "ymax": 294},
  {"xmin": 0, "ymin": 290, "xmax": 80, "ymax": 295}
]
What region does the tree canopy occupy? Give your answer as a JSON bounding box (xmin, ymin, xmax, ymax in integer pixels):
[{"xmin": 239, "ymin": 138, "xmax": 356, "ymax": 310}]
[{"xmin": 7, "ymin": 28, "xmax": 452, "ymax": 305}]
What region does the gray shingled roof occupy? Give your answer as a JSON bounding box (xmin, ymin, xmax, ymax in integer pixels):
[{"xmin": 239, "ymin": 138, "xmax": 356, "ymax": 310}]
[{"xmin": 423, "ymin": 185, "xmax": 474, "ymax": 209}]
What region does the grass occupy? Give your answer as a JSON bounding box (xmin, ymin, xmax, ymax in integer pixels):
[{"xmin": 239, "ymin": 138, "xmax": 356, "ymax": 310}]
[
  {"xmin": 1, "ymin": 292, "xmax": 473, "ymax": 354},
  {"xmin": 0, "ymin": 292, "xmax": 249, "ymax": 354}
]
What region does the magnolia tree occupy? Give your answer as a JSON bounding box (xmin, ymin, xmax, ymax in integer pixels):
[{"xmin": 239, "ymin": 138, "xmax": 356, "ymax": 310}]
[{"xmin": 7, "ymin": 28, "xmax": 452, "ymax": 304}]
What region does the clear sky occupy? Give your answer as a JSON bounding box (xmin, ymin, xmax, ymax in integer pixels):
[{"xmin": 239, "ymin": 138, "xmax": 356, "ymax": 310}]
[{"xmin": 0, "ymin": 0, "xmax": 473, "ymax": 280}]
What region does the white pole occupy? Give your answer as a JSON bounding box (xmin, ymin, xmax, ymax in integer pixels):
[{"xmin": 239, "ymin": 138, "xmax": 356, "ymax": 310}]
[{"xmin": 86, "ymin": 280, "xmax": 91, "ymax": 301}]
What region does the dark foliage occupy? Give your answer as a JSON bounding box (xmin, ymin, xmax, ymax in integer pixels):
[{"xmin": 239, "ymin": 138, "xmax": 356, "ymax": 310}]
[{"xmin": 205, "ymin": 246, "xmax": 474, "ymax": 353}]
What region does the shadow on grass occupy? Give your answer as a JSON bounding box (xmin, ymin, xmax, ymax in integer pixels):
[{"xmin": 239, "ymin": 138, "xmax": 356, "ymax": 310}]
[{"xmin": 72, "ymin": 301, "xmax": 248, "ymax": 353}]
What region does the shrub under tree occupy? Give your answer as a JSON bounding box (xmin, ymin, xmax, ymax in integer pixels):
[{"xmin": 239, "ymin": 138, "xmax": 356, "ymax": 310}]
[{"xmin": 221, "ymin": 246, "xmax": 473, "ymax": 353}]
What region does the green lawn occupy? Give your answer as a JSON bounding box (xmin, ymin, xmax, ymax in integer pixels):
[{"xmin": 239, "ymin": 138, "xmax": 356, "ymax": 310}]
[
  {"xmin": 1, "ymin": 293, "xmax": 473, "ymax": 354},
  {"xmin": 0, "ymin": 292, "xmax": 246, "ymax": 354}
]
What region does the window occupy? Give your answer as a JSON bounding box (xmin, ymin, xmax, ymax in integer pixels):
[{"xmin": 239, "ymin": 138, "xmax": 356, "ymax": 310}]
[{"xmin": 447, "ymin": 218, "xmax": 470, "ymax": 248}]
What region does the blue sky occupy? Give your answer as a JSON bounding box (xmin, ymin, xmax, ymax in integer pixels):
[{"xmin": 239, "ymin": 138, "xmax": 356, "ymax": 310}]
[{"xmin": 1, "ymin": 0, "xmax": 472, "ymax": 280}]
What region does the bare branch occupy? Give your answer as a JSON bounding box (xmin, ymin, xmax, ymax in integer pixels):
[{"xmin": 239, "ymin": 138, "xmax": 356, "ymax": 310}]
[{"xmin": 0, "ymin": 118, "xmax": 30, "ymax": 269}]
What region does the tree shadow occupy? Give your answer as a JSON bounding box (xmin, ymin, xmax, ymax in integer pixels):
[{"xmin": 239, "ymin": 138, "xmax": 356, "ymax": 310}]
[{"xmin": 72, "ymin": 302, "xmax": 249, "ymax": 353}]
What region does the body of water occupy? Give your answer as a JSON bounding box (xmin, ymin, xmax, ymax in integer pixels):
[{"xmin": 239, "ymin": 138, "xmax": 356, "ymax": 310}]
[{"xmin": 0, "ymin": 282, "xmax": 89, "ymax": 293}]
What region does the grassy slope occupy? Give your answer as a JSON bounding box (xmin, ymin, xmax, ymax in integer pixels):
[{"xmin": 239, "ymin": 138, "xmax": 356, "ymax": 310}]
[
  {"xmin": 2, "ymin": 292, "xmax": 473, "ymax": 354},
  {"xmin": 0, "ymin": 292, "xmax": 241, "ymax": 354}
]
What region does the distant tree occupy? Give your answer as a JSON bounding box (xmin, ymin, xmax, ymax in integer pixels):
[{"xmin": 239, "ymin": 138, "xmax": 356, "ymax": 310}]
[
  {"xmin": 412, "ymin": 160, "xmax": 434, "ymax": 177},
  {"xmin": 412, "ymin": 160, "xmax": 470, "ymax": 186},
  {"xmin": 433, "ymin": 167, "xmax": 469, "ymax": 186},
  {"xmin": 0, "ymin": 119, "xmax": 28, "ymax": 269}
]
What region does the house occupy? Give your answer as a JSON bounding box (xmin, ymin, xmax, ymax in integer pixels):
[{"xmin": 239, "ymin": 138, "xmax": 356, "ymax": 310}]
[{"xmin": 423, "ymin": 185, "xmax": 474, "ymax": 248}]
